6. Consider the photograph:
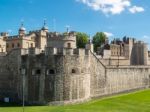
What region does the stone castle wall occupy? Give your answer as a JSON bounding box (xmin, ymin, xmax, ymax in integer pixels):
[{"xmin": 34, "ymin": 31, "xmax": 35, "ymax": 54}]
[
  {"xmin": 89, "ymin": 53, "xmax": 106, "ymax": 99},
  {"xmin": 0, "ymin": 49, "xmax": 22, "ymax": 102},
  {"xmin": 100, "ymin": 59, "xmax": 130, "ymax": 66},
  {"xmin": 89, "ymin": 51, "xmax": 149, "ymax": 98},
  {"xmin": 0, "ymin": 48, "xmax": 149, "ymax": 105},
  {"xmin": 105, "ymin": 66, "xmax": 149, "ymax": 94},
  {"xmin": 20, "ymin": 48, "xmax": 91, "ymax": 105}
]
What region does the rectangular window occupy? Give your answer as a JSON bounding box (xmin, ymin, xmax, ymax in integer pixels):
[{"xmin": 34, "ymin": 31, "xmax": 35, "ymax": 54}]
[{"xmin": 36, "ymin": 69, "xmax": 41, "ymax": 74}]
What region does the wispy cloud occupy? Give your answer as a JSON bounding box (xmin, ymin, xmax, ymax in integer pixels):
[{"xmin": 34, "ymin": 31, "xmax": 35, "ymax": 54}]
[
  {"xmin": 142, "ymin": 35, "xmax": 150, "ymax": 45},
  {"xmin": 143, "ymin": 35, "xmax": 150, "ymax": 39},
  {"xmin": 129, "ymin": 6, "xmax": 144, "ymax": 13},
  {"xmin": 76, "ymin": 0, "xmax": 144, "ymax": 15},
  {"xmin": 142, "ymin": 35, "xmax": 150, "ymax": 42},
  {"xmin": 142, "ymin": 35, "xmax": 150, "ymax": 50},
  {"xmin": 104, "ymin": 32, "xmax": 113, "ymax": 37}
]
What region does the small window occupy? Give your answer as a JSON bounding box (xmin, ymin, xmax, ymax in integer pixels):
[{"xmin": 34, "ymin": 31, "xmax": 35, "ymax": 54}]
[
  {"xmin": 47, "ymin": 69, "xmax": 55, "ymax": 75},
  {"xmin": 67, "ymin": 43, "xmax": 71, "ymax": 48},
  {"xmin": 6, "ymin": 44, "xmax": 9, "ymax": 48},
  {"xmin": 72, "ymin": 69, "xmax": 76, "ymax": 73},
  {"xmin": 12, "ymin": 43, "xmax": 14, "ymax": 48},
  {"xmin": 31, "ymin": 43, "xmax": 33, "ymax": 48},
  {"xmin": 36, "ymin": 69, "xmax": 41, "ymax": 74},
  {"xmin": 49, "ymin": 69, "xmax": 55, "ymax": 74},
  {"xmin": 17, "ymin": 43, "xmax": 20, "ymax": 47}
]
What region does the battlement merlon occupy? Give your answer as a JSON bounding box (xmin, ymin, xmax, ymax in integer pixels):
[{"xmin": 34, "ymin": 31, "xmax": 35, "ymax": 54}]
[
  {"xmin": 48, "ymin": 32, "xmax": 76, "ymax": 39},
  {"xmin": 20, "ymin": 47, "xmax": 90, "ymax": 56}
]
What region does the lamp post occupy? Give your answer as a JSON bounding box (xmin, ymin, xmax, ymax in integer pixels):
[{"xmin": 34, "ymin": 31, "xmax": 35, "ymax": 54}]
[{"xmin": 21, "ymin": 68, "xmax": 26, "ymax": 112}]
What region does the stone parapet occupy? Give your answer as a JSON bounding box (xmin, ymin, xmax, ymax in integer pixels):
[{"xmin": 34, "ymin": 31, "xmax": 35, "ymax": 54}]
[{"xmin": 45, "ymin": 47, "xmax": 90, "ymax": 56}]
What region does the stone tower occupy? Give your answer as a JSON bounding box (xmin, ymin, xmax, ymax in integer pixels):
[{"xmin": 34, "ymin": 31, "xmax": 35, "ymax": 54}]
[
  {"xmin": 31, "ymin": 20, "xmax": 48, "ymax": 51},
  {"xmin": 124, "ymin": 38, "xmax": 134, "ymax": 59},
  {"xmin": 39, "ymin": 20, "xmax": 48, "ymax": 51},
  {"xmin": 19, "ymin": 23, "xmax": 26, "ymax": 36},
  {"xmin": 130, "ymin": 41, "xmax": 148, "ymax": 65},
  {"xmin": 0, "ymin": 35, "xmax": 6, "ymax": 53},
  {"xmin": 41, "ymin": 20, "xmax": 49, "ymax": 33},
  {"xmin": 128, "ymin": 38, "xmax": 134, "ymax": 59},
  {"xmin": 20, "ymin": 48, "xmax": 91, "ymax": 105},
  {"xmin": 47, "ymin": 31, "xmax": 76, "ymax": 49}
]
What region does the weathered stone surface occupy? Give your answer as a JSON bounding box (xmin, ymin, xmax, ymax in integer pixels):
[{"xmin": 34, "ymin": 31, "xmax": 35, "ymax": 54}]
[{"xmin": 0, "ymin": 48, "xmax": 149, "ymax": 105}]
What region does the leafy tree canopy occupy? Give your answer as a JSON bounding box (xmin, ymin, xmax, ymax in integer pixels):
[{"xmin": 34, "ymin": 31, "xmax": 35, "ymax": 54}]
[
  {"xmin": 92, "ymin": 32, "xmax": 107, "ymax": 51},
  {"xmin": 76, "ymin": 32, "xmax": 89, "ymax": 48}
]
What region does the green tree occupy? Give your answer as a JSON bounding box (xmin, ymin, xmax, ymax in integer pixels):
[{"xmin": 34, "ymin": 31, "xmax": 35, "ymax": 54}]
[
  {"xmin": 76, "ymin": 32, "xmax": 89, "ymax": 48},
  {"xmin": 93, "ymin": 32, "xmax": 107, "ymax": 51}
]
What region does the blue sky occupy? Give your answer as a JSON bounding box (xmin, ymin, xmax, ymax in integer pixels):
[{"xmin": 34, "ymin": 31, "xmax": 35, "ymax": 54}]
[{"xmin": 0, "ymin": 0, "xmax": 150, "ymax": 44}]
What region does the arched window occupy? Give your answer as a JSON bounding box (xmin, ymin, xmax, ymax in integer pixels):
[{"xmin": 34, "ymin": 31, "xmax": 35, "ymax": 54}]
[
  {"xmin": 47, "ymin": 69, "xmax": 55, "ymax": 75},
  {"xmin": 49, "ymin": 69, "xmax": 55, "ymax": 74},
  {"xmin": 67, "ymin": 43, "xmax": 71, "ymax": 48},
  {"xmin": 72, "ymin": 69, "xmax": 76, "ymax": 73}
]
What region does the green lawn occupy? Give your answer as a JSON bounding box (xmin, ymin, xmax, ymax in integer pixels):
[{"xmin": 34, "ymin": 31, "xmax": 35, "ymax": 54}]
[{"xmin": 0, "ymin": 89, "xmax": 150, "ymax": 112}]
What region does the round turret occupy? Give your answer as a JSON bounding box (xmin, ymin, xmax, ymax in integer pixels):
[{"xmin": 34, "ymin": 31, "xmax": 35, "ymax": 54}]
[
  {"xmin": 19, "ymin": 26, "xmax": 26, "ymax": 31},
  {"xmin": 19, "ymin": 23, "xmax": 26, "ymax": 36},
  {"xmin": 41, "ymin": 19, "xmax": 49, "ymax": 32},
  {"xmin": 41, "ymin": 26, "xmax": 48, "ymax": 31}
]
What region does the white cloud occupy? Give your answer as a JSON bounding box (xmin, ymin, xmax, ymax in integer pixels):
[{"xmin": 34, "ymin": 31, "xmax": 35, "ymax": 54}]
[
  {"xmin": 129, "ymin": 6, "xmax": 144, "ymax": 13},
  {"xmin": 77, "ymin": 0, "xmax": 144, "ymax": 15},
  {"xmin": 142, "ymin": 35, "xmax": 150, "ymax": 43},
  {"xmin": 104, "ymin": 32, "xmax": 113, "ymax": 37},
  {"xmin": 142, "ymin": 35, "xmax": 150, "ymax": 50},
  {"xmin": 142, "ymin": 35, "xmax": 150, "ymax": 45},
  {"xmin": 143, "ymin": 35, "xmax": 150, "ymax": 39}
]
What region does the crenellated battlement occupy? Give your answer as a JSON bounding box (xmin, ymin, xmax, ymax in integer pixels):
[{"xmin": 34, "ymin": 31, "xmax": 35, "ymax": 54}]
[
  {"xmin": 45, "ymin": 47, "xmax": 89, "ymax": 56},
  {"xmin": 20, "ymin": 47, "xmax": 90, "ymax": 56},
  {"xmin": 20, "ymin": 48, "xmax": 42, "ymax": 55},
  {"xmin": 47, "ymin": 32, "xmax": 76, "ymax": 41},
  {"xmin": 48, "ymin": 31, "xmax": 75, "ymax": 36}
]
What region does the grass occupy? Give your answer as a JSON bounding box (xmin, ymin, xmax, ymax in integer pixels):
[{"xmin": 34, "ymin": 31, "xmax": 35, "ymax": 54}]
[{"xmin": 0, "ymin": 89, "xmax": 150, "ymax": 112}]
